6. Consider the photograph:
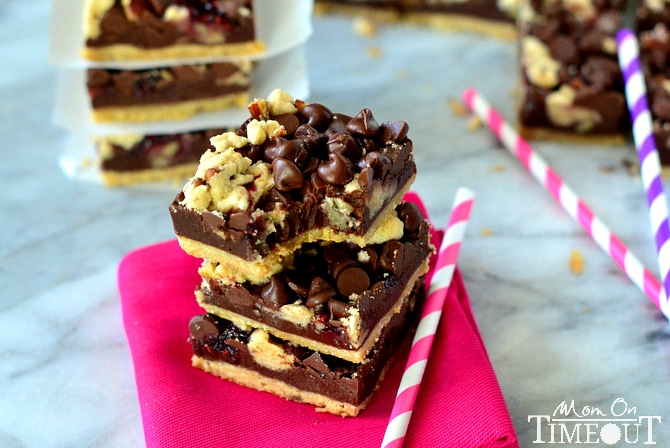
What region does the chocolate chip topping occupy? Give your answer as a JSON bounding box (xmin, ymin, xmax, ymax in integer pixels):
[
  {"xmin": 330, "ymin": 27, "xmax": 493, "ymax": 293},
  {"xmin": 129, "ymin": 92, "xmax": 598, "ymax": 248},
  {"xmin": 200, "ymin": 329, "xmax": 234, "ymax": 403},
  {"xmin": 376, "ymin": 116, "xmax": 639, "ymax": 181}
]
[
  {"xmin": 302, "ymin": 352, "xmax": 332, "ymax": 374},
  {"xmin": 189, "ymin": 314, "xmax": 220, "ymax": 340},
  {"xmin": 300, "ymin": 103, "xmax": 334, "ymax": 131},
  {"xmin": 397, "ymin": 202, "xmax": 424, "ymax": 236},
  {"xmin": 228, "ymin": 211, "xmax": 251, "ymax": 231},
  {"xmin": 346, "ymin": 109, "xmax": 380, "ymax": 136},
  {"xmin": 261, "ymin": 275, "xmax": 291, "ymax": 308},
  {"xmin": 380, "ymin": 120, "xmax": 409, "ymax": 143},
  {"xmin": 306, "ymin": 277, "xmax": 338, "ymax": 308},
  {"xmin": 336, "ymin": 267, "xmax": 370, "ymax": 297},
  {"xmin": 272, "ymin": 158, "xmax": 304, "ymax": 191},
  {"xmin": 317, "ymin": 152, "xmax": 355, "ymax": 185},
  {"xmin": 328, "ymin": 299, "xmax": 349, "ymax": 320}
]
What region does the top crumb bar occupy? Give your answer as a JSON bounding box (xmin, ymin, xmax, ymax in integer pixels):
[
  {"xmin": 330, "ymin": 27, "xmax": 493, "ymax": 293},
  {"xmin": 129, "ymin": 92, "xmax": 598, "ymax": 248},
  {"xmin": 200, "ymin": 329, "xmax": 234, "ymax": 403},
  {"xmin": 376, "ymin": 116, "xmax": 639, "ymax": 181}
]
[
  {"xmin": 81, "ymin": 0, "xmax": 265, "ymax": 62},
  {"xmin": 169, "ymin": 89, "xmax": 418, "ymax": 284}
]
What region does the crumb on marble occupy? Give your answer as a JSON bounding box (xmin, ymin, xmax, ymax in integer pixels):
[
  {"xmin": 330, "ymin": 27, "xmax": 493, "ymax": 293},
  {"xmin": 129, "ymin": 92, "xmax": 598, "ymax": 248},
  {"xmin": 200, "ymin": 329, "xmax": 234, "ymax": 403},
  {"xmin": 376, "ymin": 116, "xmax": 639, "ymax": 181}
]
[
  {"xmin": 489, "ymin": 164, "xmax": 506, "ymax": 173},
  {"xmin": 353, "ymin": 17, "xmax": 376, "ymax": 36},
  {"xmin": 81, "ymin": 156, "xmax": 93, "ymax": 169},
  {"xmin": 467, "ymin": 116, "xmax": 482, "ymax": 131},
  {"xmin": 569, "ymin": 248, "xmax": 584, "ymax": 275},
  {"xmin": 481, "ymin": 227, "xmax": 493, "ymax": 236},
  {"xmin": 447, "ymin": 98, "xmax": 468, "ymax": 117},
  {"xmin": 366, "ymin": 45, "xmax": 382, "ymax": 58}
]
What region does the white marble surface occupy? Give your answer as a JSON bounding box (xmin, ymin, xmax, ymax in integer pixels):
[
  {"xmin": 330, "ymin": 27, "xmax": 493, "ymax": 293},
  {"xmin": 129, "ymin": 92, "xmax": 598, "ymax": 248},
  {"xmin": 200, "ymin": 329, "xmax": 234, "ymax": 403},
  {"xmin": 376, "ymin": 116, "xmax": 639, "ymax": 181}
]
[{"xmin": 2, "ymin": 1, "xmax": 670, "ymax": 446}]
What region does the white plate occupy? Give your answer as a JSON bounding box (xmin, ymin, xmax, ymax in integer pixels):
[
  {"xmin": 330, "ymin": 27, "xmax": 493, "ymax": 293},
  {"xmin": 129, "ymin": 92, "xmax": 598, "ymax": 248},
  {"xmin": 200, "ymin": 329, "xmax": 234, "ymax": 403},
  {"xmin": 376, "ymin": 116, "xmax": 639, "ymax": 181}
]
[
  {"xmin": 53, "ymin": 44, "xmax": 310, "ymax": 135},
  {"xmin": 49, "ymin": 0, "xmax": 314, "ymax": 69}
]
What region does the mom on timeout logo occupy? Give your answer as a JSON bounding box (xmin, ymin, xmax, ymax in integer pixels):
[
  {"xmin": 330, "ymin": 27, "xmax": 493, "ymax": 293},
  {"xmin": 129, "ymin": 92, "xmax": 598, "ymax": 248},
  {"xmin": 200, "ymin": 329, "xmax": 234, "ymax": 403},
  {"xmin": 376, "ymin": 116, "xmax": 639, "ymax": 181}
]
[{"xmin": 528, "ymin": 398, "xmax": 662, "ymax": 445}]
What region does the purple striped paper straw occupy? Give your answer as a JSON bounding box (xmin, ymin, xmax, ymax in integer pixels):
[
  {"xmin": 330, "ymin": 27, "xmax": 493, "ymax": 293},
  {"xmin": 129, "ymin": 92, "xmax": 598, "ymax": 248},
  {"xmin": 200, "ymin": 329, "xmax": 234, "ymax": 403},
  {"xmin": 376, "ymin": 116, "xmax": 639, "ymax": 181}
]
[
  {"xmin": 617, "ymin": 28, "xmax": 670, "ymax": 317},
  {"xmin": 381, "ymin": 187, "xmax": 474, "ymax": 448}
]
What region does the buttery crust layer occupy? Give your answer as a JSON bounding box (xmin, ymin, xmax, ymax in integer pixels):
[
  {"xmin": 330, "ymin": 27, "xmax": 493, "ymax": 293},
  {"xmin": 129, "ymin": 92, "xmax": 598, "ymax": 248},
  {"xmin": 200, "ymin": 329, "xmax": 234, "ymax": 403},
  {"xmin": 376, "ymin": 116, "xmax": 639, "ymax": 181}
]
[
  {"xmin": 81, "ymin": 41, "xmax": 265, "ymax": 62},
  {"xmin": 92, "ymin": 92, "xmax": 250, "ymax": 123},
  {"xmin": 197, "ymin": 246, "xmax": 431, "ymax": 363}
]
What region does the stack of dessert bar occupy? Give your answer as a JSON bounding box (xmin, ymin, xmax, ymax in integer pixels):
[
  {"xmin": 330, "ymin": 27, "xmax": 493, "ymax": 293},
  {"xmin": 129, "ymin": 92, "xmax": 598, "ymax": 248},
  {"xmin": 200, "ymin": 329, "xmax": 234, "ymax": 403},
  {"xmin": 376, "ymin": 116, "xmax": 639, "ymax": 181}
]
[
  {"xmin": 169, "ymin": 89, "xmax": 434, "ymax": 416},
  {"xmin": 81, "ymin": 0, "xmax": 262, "ymax": 186},
  {"xmin": 51, "ymin": 0, "xmax": 310, "ymax": 187}
]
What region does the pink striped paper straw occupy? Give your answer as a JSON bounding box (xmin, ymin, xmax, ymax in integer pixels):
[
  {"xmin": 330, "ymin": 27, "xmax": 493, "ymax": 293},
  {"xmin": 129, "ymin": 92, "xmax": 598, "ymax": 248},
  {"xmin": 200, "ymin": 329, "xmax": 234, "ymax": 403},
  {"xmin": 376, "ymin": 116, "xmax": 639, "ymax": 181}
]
[
  {"xmin": 617, "ymin": 28, "xmax": 670, "ymax": 317},
  {"xmin": 461, "ymin": 87, "xmax": 667, "ymax": 317},
  {"xmin": 381, "ymin": 187, "xmax": 474, "ymax": 448}
]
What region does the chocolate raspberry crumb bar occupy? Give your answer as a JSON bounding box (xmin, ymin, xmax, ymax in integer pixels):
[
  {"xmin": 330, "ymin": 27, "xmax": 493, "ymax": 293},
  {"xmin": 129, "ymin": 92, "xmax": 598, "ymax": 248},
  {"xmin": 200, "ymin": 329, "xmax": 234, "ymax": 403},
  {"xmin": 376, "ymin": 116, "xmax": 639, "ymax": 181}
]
[
  {"xmin": 81, "ymin": 0, "xmax": 264, "ymax": 62},
  {"xmin": 169, "ymin": 89, "xmax": 433, "ymax": 415},
  {"xmin": 189, "ymin": 278, "xmax": 424, "ymax": 417},
  {"xmin": 97, "ymin": 128, "xmax": 228, "ymax": 186},
  {"xmin": 169, "ymin": 89, "xmax": 418, "ymax": 283},
  {"xmin": 86, "ymin": 61, "xmax": 252, "ymax": 123},
  {"xmin": 196, "ymin": 201, "xmax": 432, "ymax": 363},
  {"xmin": 517, "ymin": 0, "xmax": 629, "ymax": 143}
]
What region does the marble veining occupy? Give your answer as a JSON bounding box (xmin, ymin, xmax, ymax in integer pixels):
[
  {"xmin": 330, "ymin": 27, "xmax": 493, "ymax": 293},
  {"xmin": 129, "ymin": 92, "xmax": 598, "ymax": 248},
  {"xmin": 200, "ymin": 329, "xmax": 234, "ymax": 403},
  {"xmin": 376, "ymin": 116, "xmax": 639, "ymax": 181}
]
[{"xmin": 2, "ymin": 1, "xmax": 670, "ymax": 446}]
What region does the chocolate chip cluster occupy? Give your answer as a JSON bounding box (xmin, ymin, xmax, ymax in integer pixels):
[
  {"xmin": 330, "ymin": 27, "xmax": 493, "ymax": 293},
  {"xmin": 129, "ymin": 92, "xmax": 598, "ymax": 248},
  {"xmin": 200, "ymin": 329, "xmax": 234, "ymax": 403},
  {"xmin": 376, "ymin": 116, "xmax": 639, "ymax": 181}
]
[
  {"xmin": 226, "ymin": 202, "xmax": 426, "ymax": 325},
  {"xmin": 229, "ymin": 101, "xmax": 410, "ymax": 203},
  {"xmin": 525, "ymin": 5, "xmax": 623, "ymax": 91}
]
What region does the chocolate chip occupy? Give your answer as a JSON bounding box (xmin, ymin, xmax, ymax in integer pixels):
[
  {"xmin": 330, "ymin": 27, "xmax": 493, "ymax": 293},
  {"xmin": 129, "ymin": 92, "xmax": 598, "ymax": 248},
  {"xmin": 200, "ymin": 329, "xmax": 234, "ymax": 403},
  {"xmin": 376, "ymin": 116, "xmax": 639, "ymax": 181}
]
[
  {"xmin": 236, "ymin": 144, "xmax": 262, "ymax": 163},
  {"xmin": 300, "ymin": 103, "xmax": 334, "ymax": 131},
  {"xmin": 358, "ymin": 166, "xmax": 374, "ymax": 191},
  {"xmin": 272, "ymin": 158, "xmax": 304, "ymax": 191},
  {"xmin": 363, "ymin": 151, "xmax": 392, "ymax": 178},
  {"xmin": 202, "ymin": 210, "xmax": 226, "ymax": 230},
  {"xmin": 327, "ymin": 133, "xmax": 363, "ymax": 159},
  {"xmin": 346, "ymin": 109, "xmax": 380, "ymax": 136},
  {"xmin": 260, "ymin": 275, "xmax": 291, "ymax": 308},
  {"xmin": 581, "ymin": 56, "xmax": 620, "ymax": 89},
  {"xmin": 328, "ymin": 299, "xmax": 349, "ymax": 320},
  {"xmin": 380, "ymin": 120, "xmax": 409, "ymax": 143},
  {"xmin": 336, "ymin": 266, "xmax": 370, "ymax": 297},
  {"xmin": 358, "ymin": 247, "xmax": 378, "ymax": 272},
  {"xmin": 329, "ymin": 259, "xmax": 357, "ymax": 279},
  {"xmin": 306, "ymin": 277, "xmax": 337, "ymax": 308},
  {"xmin": 328, "ymin": 114, "xmax": 352, "ymax": 133},
  {"xmin": 262, "ymin": 137, "xmax": 285, "ymax": 163},
  {"xmin": 284, "ymin": 270, "xmax": 309, "ymax": 296},
  {"xmin": 189, "ymin": 315, "xmax": 219, "ymax": 340},
  {"xmin": 228, "ymin": 211, "xmax": 251, "ymax": 231},
  {"xmin": 273, "ymin": 113, "xmax": 300, "ymax": 136},
  {"xmin": 549, "ymin": 35, "xmax": 579, "ymax": 66},
  {"xmin": 379, "ymin": 240, "xmax": 405, "ymax": 275},
  {"xmin": 310, "ymin": 171, "xmax": 329, "ymax": 190},
  {"xmin": 397, "ymin": 202, "xmax": 424, "ymax": 235},
  {"xmin": 275, "ymin": 139, "xmax": 302, "ymax": 163},
  {"xmin": 317, "ymin": 152, "xmax": 355, "ymax": 185},
  {"xmin": 303, "ymin": 352, "xmax": 332, "ymax": 374}
]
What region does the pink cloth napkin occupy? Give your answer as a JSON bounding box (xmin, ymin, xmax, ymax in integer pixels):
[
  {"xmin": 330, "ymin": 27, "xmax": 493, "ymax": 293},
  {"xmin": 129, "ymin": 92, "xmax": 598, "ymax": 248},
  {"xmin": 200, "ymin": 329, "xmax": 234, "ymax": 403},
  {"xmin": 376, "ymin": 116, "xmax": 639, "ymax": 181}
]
[{"xmin": 118, "ymin": 192, "xmax": 518, "ymax": 448}]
